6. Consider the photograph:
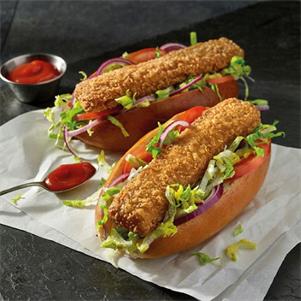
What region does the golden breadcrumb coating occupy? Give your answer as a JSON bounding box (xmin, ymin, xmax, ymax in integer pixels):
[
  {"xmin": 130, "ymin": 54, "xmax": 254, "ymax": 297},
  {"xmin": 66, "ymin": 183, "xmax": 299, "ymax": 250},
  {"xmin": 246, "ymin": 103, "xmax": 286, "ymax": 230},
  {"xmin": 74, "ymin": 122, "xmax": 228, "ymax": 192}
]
[
  {"xmin": 109, "ymin": 98, "xmax": 260, "ymax": 236},
  {"xmin": 74, "ymin": 38, "xmax": 244, "ymax": 112}
]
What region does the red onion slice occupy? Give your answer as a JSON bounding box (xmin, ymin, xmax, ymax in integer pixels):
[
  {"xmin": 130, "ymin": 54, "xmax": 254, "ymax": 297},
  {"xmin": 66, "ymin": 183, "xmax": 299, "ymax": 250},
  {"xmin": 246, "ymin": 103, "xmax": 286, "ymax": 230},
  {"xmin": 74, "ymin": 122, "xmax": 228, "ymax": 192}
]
[
  {"xmin": 256, "ymin": 105, "xmax": 270, "ymax": 111},
  {"xmin": 70, "ymin": 95, "xmax": 76, "ymax": 107},
  {"xmin": 95, "ymin": 58, "xmax": 132, "ymax": 76},
  {"xmin": 170, "ymin": 74, "xmax": 202, "ymax": 97},
  {"xmin": 160, "ymin": 43, "xmax": 186, "ymax": 52},
  {"xmin": 63, "ymin": 126, "xmax": 78, "ymax": 158},
  {"xmin": 109, "ymin": 173, "xmax": 130, "ymax": 187},
  {"xmin": 67, "ymin": 119, "xmax": 104, "ymax": 138},
  {"xmin": 159, "ymin": 120, "xmax": 190, "ymax": 147},
  {"xmin": 174, "ymin": 184, "xmax": 224, "ymax": 226}
]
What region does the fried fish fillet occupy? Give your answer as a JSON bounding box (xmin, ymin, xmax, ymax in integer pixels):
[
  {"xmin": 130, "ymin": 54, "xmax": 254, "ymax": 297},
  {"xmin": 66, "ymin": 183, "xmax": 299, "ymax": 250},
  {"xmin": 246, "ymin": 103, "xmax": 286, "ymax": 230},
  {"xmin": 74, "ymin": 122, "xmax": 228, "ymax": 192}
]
[
  {"xmin": 74, "ymin": 38, "xmax": 244, "ymax": 112},
  {"xmin": 109, "ymin": 98, "xmax": 260, "ymax": 237}
]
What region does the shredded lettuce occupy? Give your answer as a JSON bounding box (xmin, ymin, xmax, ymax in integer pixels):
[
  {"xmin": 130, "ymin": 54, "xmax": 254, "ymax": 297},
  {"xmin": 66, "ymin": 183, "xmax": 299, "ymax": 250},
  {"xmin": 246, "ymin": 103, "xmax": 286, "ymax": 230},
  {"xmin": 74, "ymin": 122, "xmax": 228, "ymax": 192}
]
[
  {"xmin": 125, "ymin": 154, "xmax": 147, "ymax": 169},
  {"xmin": 60, "ymin": 100, "xmax": 84, "ymax": 130},
  {"xmin": 73, "ymin": 155, "xmax": 81, "ymax": 163},
  {"xmin": 223, "ymin": 56, "xmax": 251, "ymax": 80},
  {"xmin": 246, "ymin": 121, "xmax": 285, "ymax": 156},
  {"xmin": 165, "ymin": 184, "xmax": 203, "ymax": 217},
  {"xmin": 122, "ymin": 51, "xmax": 129, "ymax": 58},
  {"xmin": 44, "ymin": 93, "xmax": 73, "ymax": 141},
  {"xmin": 101, "ymin": 191, "xmax": 177, "ymax": 255},
  {"xmin": 190, "ymin": 31, "xmax": 198, "ymax": 45},
  {"xmin": 43, "ymin": 107, "xmax": 55, "ymax": 123},
  {"xmin": 54, "ymin": 93, "xmax": 73, "ymax": 107},
  {"xmin": 208, "ymin": 83, "xmax": 222, "ymax": 100},
  {"xmin": 233, "ymin": 224, "xmax": 244, "ymax": 237},
  {"xmin": 87, "ymin": 127, "xmax": 94, "ymax": 136},
  {"xmin": 229, "ymin": 136, "xmax": 245, "ymax": 152},
  {"xmin": 10, "ymin": 194, "xmax": 24, "ymax": 205},
  {"xmin": 63, "ymin": 190, "xmax": 100, "ymax": 208},
  {"xmin": 155, "ymin": 87, "xmax": 173, "ymax": 100},
  {"xmin": 136, "ymin": 219, "xmax": 177, "ymax": 253},
  {"xmin": 102, "ymin": 186, "xmax": 121, "ymax": 202},
  {"xmin": 99, "ymin": 178, "xmax": 106, "ymax": 188},
  {"xmin": 97, "ymin": 150, "xmax": 112, "ymax": 178},
  {"xmin": 155, "ymin": 47, "xmax": 161, "ymax": 58},
  {"xmin": 97, "ymin": 150, "xmax": 107, "ymax": 166},
  {"xmin": 214, "ymin": 150, "xmax": 240, "ymax": 178},
  {"xmin": 222, "ymin": 56, "xmax": 252, "ymax": 100},
  {"xmin": 107, "ymin": 115, "xmax": 129, "ymax": 137},
  {"xmin": 193, "ymin": 252, "xmax": 220, "ymax": 266},
  {"xmin": 225, "ymin": 239, "xmax": 256, "ymax": 261},
  {"xmin": 44, "ymin": 94, "xmax": 74, "ymax": 146},
  {"xmin": 135, "ymin": 99, "xmax": 152, "ymax": 108},
  {"xmin": 128, "ymin": 165, "xmax": 149, "ymax": 181},
  {"xmin": 249, "ymin": 99, "xmax": 269, "ymax": 106},
  {"xmin": 79, "ymin": 71, "xmax": 87, "ymax": 81},
  {"xmin": 63, "ymin": 200, "xmax": 87, "ymax": 208},
  {"xmin": 101, "ymin": 228, "xmax": 135, "ymax": 251},
  {"xmin": 115, "ymin": 93, "xmax": 135, "ymax": 110},
  {"xmin": 229, "ymin": 122, "xmax": 284, "ymax": 157}
]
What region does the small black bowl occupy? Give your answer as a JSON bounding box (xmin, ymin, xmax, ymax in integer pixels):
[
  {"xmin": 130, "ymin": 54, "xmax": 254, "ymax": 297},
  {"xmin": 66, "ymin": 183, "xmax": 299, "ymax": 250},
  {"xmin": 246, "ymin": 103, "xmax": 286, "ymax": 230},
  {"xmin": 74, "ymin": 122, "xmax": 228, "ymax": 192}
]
[{"xmin": 0, "ymin": 53, "xmax": 67, "ymax": 104}]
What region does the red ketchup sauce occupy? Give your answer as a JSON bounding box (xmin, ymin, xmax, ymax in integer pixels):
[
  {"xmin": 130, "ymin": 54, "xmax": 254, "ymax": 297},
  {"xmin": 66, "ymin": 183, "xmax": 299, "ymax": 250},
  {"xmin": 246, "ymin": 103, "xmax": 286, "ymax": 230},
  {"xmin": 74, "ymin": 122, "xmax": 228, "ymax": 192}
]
[
  {"xmin": 8, "ymin": 59, "xmax": 60, "ymax": 84},
  {"xmin": 44, "ymin": 162, "xmax": 96, "ymax": 192}
]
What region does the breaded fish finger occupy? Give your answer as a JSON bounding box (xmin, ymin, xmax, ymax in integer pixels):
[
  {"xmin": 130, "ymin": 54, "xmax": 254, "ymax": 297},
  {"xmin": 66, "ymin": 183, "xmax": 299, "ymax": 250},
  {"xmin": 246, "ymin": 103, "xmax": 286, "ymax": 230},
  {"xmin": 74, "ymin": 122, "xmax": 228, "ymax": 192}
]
[
  {"xmin": 109, "ymin": 98, "xmax": 260, "ymax": 236},
  {"xmin": 74, "ymin": 38, "xmax": 244, "ymax": 112}
]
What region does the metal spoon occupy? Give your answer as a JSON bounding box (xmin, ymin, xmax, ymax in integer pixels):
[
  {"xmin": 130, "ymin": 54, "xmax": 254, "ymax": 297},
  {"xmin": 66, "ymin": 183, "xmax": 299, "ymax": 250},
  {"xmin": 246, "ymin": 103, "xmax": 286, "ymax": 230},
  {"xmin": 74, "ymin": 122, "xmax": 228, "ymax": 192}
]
[{"xmin": 0, "ymin": 162, "xmax": 96, "ymax": 196}]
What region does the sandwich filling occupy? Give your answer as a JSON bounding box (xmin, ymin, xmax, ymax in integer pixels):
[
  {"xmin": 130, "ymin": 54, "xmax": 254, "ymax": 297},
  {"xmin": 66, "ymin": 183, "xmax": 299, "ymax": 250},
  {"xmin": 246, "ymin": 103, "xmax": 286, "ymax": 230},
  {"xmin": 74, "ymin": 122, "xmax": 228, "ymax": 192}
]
[{"xmin": 44, "ymin": 36, "xmax": 251, "ymax": 154}]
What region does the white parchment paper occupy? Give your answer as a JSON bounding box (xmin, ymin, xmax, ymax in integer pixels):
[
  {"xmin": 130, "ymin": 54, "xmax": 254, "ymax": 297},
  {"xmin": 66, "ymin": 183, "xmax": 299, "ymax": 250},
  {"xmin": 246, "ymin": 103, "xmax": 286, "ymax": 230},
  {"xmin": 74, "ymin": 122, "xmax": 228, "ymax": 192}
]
[{"xmin": 1, "ymin": 111, "xmax": 300, "ymax": 300}]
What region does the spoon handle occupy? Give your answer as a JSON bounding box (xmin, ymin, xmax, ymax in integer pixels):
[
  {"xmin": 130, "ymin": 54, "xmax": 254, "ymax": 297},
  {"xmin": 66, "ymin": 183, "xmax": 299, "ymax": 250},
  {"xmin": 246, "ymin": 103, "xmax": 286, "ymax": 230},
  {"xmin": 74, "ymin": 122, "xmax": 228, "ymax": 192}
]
[{"xmin": 0, "ymin": 182, "xmax": 45, "ymax": 196}]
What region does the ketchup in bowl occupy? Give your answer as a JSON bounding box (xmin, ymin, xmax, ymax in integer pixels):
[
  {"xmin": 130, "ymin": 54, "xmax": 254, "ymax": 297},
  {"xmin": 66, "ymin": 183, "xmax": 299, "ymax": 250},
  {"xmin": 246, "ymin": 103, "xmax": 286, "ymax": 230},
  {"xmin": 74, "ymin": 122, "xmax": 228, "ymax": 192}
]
[{"xmin": 8, "ymin": 59, "xmax": 60, "ymax": 84}]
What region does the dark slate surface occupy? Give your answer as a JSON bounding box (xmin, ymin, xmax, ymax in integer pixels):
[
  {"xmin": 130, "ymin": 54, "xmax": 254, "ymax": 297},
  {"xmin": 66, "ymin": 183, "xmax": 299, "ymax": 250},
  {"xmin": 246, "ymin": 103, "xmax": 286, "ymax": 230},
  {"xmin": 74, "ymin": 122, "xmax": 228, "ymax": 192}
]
[
  {"xmin": 0, "ymin": 1, "xmax": 300, "ymax": 300},
  {"xmin": 1, "ymin": 0, "xmax": 252, "ymax": 64}
]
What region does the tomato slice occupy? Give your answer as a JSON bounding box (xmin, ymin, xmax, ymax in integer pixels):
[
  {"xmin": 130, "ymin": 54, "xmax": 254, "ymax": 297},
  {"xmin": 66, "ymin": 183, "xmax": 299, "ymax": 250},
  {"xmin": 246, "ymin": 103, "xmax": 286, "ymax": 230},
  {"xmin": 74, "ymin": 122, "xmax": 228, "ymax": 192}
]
[
  {"xmin": 231, "ymin": 142, "xmax": 271, "ymax": 180},
  {"xmin": 176, "ymin": 106, "xmax": 207, "ymax": 124},
  {"xmin": 207, "ymin": 75, "xmax": 239, "ymax": 99},
  {"xmin": 74, "ymin": 107, "xmax": 121, "ymax": 121},
  {"xmin": 126, "ymin": 48, "xmax": 166, "ymax": 64}
]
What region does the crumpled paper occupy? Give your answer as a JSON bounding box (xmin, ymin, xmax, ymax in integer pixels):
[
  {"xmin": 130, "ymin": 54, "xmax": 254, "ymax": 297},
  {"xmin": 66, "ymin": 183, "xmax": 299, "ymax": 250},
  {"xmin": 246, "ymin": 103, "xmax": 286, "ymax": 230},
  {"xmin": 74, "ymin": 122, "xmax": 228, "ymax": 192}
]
[{"xmin": 1, "ymin": 111, "xmax": 300, "ymax": 300}]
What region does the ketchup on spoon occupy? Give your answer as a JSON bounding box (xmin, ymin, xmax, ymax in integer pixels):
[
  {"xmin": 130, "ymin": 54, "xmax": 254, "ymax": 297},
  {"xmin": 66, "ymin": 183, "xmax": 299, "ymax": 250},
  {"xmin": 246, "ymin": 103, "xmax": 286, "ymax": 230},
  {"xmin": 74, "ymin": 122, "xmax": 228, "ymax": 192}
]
[
  {"xmin": 0, "ymin": 162, "xmax": 96, "ymax": 196},
  {"xmin": 44, "ymin": 162, "xmax": 96, "ymax": 192}
]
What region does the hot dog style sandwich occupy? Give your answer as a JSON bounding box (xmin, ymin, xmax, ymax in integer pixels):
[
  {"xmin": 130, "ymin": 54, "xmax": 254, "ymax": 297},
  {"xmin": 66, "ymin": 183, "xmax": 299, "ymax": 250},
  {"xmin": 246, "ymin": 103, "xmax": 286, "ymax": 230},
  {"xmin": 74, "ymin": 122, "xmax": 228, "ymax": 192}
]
[
  {"xmin": 95, "ymin": 98, "xmax": 283, "ymax": 258},
  {"xmin": 45, "ymin": 36, "xmax": 253, "ymax": 152}
]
